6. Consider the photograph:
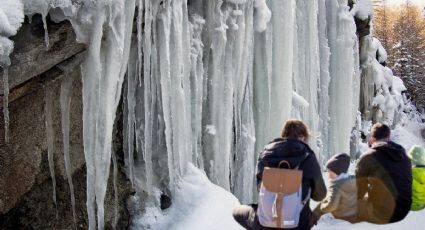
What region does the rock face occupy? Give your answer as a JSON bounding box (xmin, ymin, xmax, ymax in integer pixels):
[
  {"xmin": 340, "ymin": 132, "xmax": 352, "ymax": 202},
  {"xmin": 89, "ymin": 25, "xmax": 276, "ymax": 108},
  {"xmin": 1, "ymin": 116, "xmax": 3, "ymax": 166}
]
[{"xmin": 0, "ymin": 15, "xmax": 132, "ymax": 229}]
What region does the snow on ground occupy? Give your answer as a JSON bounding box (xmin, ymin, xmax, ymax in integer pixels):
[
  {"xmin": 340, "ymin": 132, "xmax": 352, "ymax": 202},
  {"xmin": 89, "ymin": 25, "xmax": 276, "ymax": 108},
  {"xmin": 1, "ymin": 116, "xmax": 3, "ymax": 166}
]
[
  {"xmin": 132, "ymin": 163, "xmax": 243, "ymax": 230},
  {"xmin": 132, "ymin": 122, "xmax": 425, "ymax": 230}
]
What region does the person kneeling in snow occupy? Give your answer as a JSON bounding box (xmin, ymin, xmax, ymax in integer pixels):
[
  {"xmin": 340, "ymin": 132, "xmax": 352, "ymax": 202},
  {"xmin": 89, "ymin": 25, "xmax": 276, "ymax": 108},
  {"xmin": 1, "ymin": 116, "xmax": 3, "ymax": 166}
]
[
  {"xmin": 312, "ymin": 153, "xmax": 357, "ymax": 224},
  {"xmin": 232, "ymin": 119, "xmax": 326, "ymax": 230},
  {"xmin": 408, "ymin": 145, "xmax": 425, "ymax": 211},
  {"xmin": 356, "ymin": 123, "xmax": 412, "ymax": 224}
]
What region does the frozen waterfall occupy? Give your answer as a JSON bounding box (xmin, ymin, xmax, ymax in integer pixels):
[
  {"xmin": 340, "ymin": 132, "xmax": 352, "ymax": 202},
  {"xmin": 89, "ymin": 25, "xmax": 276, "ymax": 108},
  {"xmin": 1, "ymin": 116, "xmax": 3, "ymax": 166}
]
[{"xmin": 5, "ymin": 0, "xmax": 417, "ymax": 228}]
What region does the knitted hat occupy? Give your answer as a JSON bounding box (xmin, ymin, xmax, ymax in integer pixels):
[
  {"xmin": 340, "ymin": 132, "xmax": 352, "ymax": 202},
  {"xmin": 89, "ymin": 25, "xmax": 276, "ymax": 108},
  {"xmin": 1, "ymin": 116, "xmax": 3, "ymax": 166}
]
[
  {"xmin": 326, "ymin": 153, "xmax": 350, "ymax": 175},
  {"xmin": 408, "ymin": 145, "xmax": 425, "ymax": 166}
]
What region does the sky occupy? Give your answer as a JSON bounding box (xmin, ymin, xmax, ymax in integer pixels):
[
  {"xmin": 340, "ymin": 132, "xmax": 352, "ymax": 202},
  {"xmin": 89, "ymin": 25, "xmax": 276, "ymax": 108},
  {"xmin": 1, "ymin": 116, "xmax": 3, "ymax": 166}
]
[{"xmin": 386, "ymin": 0, "xmax": 425, "ymax": 7}]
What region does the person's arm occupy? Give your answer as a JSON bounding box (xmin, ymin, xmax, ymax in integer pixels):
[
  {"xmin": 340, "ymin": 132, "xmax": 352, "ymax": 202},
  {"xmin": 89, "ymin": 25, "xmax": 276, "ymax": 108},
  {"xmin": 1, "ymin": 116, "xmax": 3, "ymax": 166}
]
[
  {"xmin": 356, "ymin": 155, "xmax": 370, "ymax": 199},
  {"xmin": 310, "ymin": 155, "xmax": 327, "ymax": 201},
  {"xmin": 319, "ymin": 182, "xmax": 342, "ymax": 213},
  {"xmin": 256, "ymin": 153, "xmax": 265, "ymax": 190}
]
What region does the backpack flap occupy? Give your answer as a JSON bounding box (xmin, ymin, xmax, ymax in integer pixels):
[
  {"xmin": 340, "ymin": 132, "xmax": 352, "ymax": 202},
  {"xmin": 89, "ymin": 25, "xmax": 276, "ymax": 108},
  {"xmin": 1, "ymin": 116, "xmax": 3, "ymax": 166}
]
[{"xmin": 262, "ymin": 167, "xmax": 303, "ymax": 194}]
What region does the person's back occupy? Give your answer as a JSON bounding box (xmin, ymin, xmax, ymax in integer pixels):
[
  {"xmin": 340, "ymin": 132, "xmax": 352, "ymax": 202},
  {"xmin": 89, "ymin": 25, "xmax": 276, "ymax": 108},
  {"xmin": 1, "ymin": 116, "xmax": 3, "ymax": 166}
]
[
  {"xmin": 330, "ymin": 176, "xmax": 357, "ymax": 220},
  {"xmin": 408, "ymin": 145, "xmax": 425, "ymax": 211},
  {"xmin": 356, "ymin": 123, "xmax": 412, "ymax": 224},
  {"xmin": 233, "ymin": 119, "xmax": 326, "ymax": 230}
]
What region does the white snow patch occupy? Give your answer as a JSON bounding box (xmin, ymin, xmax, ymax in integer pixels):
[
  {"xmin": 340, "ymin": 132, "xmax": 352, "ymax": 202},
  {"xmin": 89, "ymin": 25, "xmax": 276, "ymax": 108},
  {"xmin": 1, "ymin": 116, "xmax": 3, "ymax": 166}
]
[
  {"xmin": 0, "ymin": 0, "xmax": 24, "ymax": 64},
  {"xmin": 351, "ymin": 0, "xmax": 373, "ymax": 20},
  {"xmin": 0, "ymin": 0, "xmax": 24, "ymax": 37},
  {"xmin": 205, "ymin": 125, "xmax": 217, "ymax": 135},
  {"xmin": 132, "ymin": 164, "xmax": 243, "ymax": 230}
]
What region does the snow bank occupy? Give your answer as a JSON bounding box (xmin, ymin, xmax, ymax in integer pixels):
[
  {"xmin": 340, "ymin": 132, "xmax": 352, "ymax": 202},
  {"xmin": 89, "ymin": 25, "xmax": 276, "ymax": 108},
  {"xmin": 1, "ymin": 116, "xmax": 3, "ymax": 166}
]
[
  {"xmin": 314, "ymin": 210, "xmax": 425, "ymax": 230},
  {"xmin": 131, "ymin": 164, "xmax": 243, "ymax": 230}
]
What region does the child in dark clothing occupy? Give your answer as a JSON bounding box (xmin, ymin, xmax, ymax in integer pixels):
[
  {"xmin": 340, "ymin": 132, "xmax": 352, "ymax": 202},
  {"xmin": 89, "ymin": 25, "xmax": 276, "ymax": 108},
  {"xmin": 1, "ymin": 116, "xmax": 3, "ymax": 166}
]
[{"xmin": 312, "ymin": 153, "xmax": 357, "ymax": 224}]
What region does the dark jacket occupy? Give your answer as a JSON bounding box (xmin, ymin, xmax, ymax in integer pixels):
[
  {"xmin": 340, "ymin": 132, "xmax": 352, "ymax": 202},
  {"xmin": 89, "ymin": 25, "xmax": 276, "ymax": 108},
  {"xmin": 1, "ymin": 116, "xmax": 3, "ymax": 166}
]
[
  {"xmin": 256, "ymin": 138, "xmax": 327, "ymax": 229},
  {"xmin": 356, "ymin": 141, "xmax": 412, "ymax": 223},
  {"xmin": 313, "ymin": 175, "xmax": 357, "ymax": 222}
]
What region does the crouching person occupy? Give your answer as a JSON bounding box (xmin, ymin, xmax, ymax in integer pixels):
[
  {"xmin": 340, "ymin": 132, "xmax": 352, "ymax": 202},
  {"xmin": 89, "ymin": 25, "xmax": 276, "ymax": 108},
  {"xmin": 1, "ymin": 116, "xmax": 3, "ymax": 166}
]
[
  {"xmin": 232, "ymin": 119, "xmax": 327, "ymax": 230},
  {"xmin": 312, "ymin": 153, "xmax": 357, "ymax": 224}
]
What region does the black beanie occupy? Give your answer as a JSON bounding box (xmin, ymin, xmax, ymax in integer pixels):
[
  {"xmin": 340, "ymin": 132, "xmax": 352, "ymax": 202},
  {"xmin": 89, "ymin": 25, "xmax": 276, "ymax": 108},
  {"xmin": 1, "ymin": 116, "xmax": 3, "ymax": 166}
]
[{"xmin": 326, "ymin": 153, "xmax": 350, "ymax": 175}]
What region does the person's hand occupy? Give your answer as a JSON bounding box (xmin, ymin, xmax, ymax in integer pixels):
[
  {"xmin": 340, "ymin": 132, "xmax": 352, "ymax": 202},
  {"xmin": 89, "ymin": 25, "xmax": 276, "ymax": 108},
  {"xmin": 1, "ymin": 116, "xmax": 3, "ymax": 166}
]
[{"xmin": 309, "ymin": 211, "xmax": 320, "ymax": 228}]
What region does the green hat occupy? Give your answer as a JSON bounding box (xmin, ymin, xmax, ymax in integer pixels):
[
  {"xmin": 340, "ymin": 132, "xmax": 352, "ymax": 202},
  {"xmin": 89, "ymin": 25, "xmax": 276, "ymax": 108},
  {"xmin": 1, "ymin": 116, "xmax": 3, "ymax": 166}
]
[{"xmin": 408, "ymin": 145, "xmax": 425, "ymax": 166}]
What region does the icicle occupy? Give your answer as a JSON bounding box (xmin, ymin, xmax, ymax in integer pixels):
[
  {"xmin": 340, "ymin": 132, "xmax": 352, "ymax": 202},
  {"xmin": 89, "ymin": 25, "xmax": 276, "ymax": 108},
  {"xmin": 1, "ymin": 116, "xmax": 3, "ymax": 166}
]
[
  {"xmin": 60, "ymin": 75, "xmax": 76, "ymax": 225},
  {"xmin": 142, "ymin": 0, "xmax": 154, "ymax": 194},
  {"xmin": 42, "ymin": 14, "xmax": 50, "ymax": 50},
  {"xmin": 112, "ymin": 151, "xmax": 118, "ymax": 229},
  {"xmin": 80, "ymin": 1, "xmax": 135, "ymax": 229},
  {"xmin": 45, "ymin": 84, "xmax": 57, "ymax": 219},
  {"xmin": 2, "ymin": 67, "xmax": 9, "ymax": 143}
]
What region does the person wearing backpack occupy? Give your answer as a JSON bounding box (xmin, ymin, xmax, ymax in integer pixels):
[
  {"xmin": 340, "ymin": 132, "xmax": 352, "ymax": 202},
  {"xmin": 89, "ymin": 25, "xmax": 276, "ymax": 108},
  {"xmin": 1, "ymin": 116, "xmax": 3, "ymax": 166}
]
[
  {"xmin": 232, "ymin": 119, "xmax": 327, "ymax": 230},
  {"xmin": 311, "ymin": 153, "xmax": 357, "ymax": 224},
  {"xmin": 356, "ymin": 123, "xmax": 412, "ymax": 224},
  {"xmin": 408, "ymin": 145, "xmax": 425, "ymax": 211}
]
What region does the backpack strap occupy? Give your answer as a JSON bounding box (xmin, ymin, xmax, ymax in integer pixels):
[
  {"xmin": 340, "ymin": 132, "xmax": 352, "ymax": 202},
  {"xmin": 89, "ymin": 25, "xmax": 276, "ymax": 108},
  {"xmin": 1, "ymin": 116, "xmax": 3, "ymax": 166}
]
[
  {"xmin": 302, "ymin": 189, "xmax": 311, "ymax": 205},
  {"xmin": 278, "ymin": 160, "xmax": 291, "ymax": 169}
]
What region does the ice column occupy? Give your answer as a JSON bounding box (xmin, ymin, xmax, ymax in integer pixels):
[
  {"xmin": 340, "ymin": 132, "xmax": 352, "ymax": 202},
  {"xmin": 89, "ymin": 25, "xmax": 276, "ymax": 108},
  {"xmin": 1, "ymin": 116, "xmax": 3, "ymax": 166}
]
[
  {"xmin": 292, "ymin": 0, "xmax": 321, "ymax": 155},
  {"xmin": 79, "ymin": 0, "xmax": 135, "ymax": 229},
  {"xmin": 229, "ymin": 1, "xmax": 256, "ymax": 204},
  {"xmin": 317, "ymin": 0, "xmax": 331, "ymax": 164},
  {"xmin": 253, "ymin": 0, "xmax": 296, "ymax": 151},
  {"xmin": 326, "ymin": 0, "xmax": 359, "ymax": 156}
]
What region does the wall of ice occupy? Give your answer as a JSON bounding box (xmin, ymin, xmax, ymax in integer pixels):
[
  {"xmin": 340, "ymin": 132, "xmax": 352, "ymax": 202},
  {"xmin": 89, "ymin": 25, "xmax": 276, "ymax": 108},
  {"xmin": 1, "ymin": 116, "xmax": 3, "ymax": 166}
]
[{"xmin": 2, "ymin": 0, "xmax": 419, "ymax": 228}]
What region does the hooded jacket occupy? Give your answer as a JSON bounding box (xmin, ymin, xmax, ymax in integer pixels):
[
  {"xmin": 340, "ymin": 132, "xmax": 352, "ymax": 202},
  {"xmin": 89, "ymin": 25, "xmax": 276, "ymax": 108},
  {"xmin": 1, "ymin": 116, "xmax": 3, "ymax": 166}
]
[
  {"xmin": 313, "ymin": 174, "xmax": 357, "ymax": 222},
  {"xmin": 356, "ymin": 141, "xmax": 412, "ymax": 223},
  {"xmin": 411, "ymin": 166, "xmax": 425, "ymax": 211},
  {"xmin": 256, "ymin": 138, "xmax": 327, "ymax": 229}
]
